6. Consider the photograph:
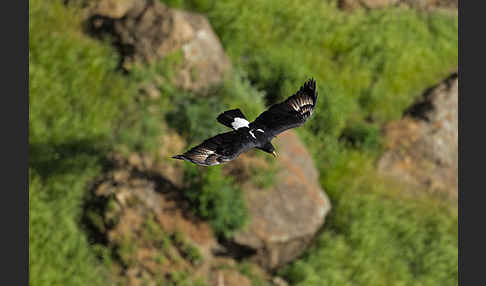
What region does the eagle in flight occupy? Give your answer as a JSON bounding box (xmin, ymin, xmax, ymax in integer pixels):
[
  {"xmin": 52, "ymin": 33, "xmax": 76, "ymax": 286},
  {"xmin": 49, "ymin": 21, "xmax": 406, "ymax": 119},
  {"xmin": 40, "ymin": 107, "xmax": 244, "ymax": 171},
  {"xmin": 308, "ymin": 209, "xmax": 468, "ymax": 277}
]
[{"xmin": 172, "ymin": 78, "xmax": 318, "ymax": 166}]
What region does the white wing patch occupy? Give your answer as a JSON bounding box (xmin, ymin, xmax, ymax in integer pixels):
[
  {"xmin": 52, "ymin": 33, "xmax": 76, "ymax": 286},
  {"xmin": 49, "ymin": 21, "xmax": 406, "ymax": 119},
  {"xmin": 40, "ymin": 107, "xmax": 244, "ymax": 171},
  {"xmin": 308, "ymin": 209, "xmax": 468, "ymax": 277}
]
[
  {"xmin": 249, "ymin": 129, "xmax": 264, "ymax": 139},
  {"xmin": 231, "ymin": 117, "xmax": 250, "ymax": 130}
]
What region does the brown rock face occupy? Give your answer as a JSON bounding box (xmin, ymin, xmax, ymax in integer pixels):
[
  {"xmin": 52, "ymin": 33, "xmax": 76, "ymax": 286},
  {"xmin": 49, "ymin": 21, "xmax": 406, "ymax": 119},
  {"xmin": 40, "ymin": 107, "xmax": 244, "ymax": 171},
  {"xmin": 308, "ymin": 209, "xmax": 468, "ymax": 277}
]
[
  {"xmin": 88, "ymin": 151, "xmax": 287, "ymax": 285},
  {"xmin": 232, "ymin": 130, "xmax": 331, "ymax": 270},
  {"xmin": 212, "ymin": 268, "xmax": 252, "ymax": 286},
  {"xmin": 91, "ymin": 0, "xmax": 139, "ymax": 18},
  {"xmin": 88, "ymin": 0, "xmax": 231, "ymax": 92},
  {"xmin": 378, "ymin": 72, "xmax": 458, "ymax": 200},
  {"xmin": 88, "ymin": 154, "xmax": 236, "ymax": 286}
]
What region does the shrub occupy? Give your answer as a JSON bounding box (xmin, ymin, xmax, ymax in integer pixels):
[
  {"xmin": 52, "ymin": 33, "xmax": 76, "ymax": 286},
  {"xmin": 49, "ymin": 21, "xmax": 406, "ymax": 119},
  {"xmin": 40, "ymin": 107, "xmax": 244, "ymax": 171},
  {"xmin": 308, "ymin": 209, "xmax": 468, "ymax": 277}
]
[{"xmin": 182, "ymin": 165, "xmax": 248, "ymax": 238}]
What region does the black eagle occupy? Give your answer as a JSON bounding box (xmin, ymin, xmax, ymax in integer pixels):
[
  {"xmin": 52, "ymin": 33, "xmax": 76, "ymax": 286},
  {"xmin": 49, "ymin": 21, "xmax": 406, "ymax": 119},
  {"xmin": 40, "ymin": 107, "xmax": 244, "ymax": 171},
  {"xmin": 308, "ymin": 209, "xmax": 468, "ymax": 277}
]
[{"xmin": 172, "ymin": 78, "xmax": 318, "ymax": 166}]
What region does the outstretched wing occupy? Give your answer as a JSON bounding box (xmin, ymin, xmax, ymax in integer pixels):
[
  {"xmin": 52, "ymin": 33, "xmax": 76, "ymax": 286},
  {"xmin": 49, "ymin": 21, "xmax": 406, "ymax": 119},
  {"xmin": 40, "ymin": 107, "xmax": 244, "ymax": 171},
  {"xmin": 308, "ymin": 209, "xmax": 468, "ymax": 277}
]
[
  {"xmin": 172, "ymin": 131, "xmax": 257, "ymax": 166},
  {"xmin": 251, "ymin": 78, "xmax": 318, "ymax": 138}
]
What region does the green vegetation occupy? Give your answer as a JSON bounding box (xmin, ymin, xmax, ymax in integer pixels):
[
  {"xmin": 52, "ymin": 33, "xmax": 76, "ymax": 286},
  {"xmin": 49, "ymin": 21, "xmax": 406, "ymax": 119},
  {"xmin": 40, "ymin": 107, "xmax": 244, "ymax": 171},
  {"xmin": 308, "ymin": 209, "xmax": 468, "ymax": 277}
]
[
  {"xmin": 166, "ymin": 0, "xmax": 458, "ymax": 284},
  {"xmin": 182, "ymin": 164, "xmax": 248, "ymax": 238},
  {"xmin": 29, "ymin": 0, "xmax": 134, "ymax": 284},
  {"xmin": 172, "ymin": 231, "xmax": 204, "ymax": 266},
  {"xmin": 30, "ymin": 0, "xmax": 457, "ymax": 285},
  {"xmin": 189, "ymin": 0, "xmax": 457, "ymax": 176},
  {"xmin": 280, "ymin": 154, "xmax": 458, "ymax": 285},
  {"xmin": 163, "ymin": 68, "xmax": 267, "ymax": 146},
  {"xmin": 29, "ymin": 1, "xmax": 255, "ymax": 284},
  {"xmin": 238, "ymin": 261, "xmax": 273, "ymax": 286}
]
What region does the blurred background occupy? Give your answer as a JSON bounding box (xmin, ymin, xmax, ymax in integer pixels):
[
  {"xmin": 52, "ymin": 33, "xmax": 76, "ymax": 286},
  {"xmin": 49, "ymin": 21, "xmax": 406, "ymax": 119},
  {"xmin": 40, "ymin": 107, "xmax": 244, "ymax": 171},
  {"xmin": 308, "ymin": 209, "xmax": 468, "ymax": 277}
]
[{"xmin": 29, "ymin": 0, "xmax": 458, "ymax": 285}]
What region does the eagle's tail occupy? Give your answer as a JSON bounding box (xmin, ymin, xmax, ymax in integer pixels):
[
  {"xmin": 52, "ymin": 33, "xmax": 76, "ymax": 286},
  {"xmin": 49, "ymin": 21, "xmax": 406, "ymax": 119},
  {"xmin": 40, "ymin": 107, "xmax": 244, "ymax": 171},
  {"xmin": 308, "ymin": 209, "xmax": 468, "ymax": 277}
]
[
  {"xmin": 217, "ymin": 109, "xmax": 247, "ymax": 130},
  {"xmin": 172, "ymin": 155, "xmax": 185, "ymax": 160}
]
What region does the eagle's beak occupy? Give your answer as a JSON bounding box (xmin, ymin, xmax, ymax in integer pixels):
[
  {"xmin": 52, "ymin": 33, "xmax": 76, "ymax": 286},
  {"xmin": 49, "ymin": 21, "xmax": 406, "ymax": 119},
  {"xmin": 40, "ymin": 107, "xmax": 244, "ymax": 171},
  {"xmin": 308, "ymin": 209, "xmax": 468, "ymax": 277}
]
[{"xmin": 272, "ymin": 151, "xmax": 278, "ymax": 158}]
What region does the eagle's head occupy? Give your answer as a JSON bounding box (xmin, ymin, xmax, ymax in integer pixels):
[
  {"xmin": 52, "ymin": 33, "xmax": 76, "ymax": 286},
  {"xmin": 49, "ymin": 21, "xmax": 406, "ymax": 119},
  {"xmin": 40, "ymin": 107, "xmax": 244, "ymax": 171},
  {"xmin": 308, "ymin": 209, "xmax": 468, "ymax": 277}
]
[{"xmin": 258, "ymin": 142, "xmax": 277, "ymax": 158}]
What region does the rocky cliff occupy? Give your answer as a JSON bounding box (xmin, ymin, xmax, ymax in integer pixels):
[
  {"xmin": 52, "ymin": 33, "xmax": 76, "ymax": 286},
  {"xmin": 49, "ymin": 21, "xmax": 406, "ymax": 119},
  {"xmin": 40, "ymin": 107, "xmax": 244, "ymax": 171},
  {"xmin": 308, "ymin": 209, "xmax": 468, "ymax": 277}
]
[
  {"xmin": 87, "ymin": 0, "xmax": 231, "ymax": 91},
  {"xmin": 379, "ymin": 72, "xmax": 458, "ymax": 200},
  {"xmin": 82, "ymin": 1, "xmax": 331, "ymax": 285}
]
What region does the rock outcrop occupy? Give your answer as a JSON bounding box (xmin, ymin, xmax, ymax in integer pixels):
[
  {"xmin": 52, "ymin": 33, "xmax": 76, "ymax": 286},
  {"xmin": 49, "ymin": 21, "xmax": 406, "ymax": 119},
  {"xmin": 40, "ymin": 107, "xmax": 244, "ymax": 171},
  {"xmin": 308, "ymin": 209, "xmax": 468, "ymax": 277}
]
[
  {"xmin": 87, "ymin": 0, "xmax": 231, "ymax": 92},
  {"xmin": 84, "ymin": 0, "xmax": 330, "ymax": 278},
  {"xmin": 87, "ymin": 131, "xmax": 329, "ymax": 285},
  {"xmin": 378, "ymin": 72, "xmax": 458, "ymax": 200},
  {"xmin": 87, "ymin": 152, "xmax": 262, "ymax": 286},
  {"xmin": 231, "ymin": 130, "xmax": 331, "ymax": 270}
]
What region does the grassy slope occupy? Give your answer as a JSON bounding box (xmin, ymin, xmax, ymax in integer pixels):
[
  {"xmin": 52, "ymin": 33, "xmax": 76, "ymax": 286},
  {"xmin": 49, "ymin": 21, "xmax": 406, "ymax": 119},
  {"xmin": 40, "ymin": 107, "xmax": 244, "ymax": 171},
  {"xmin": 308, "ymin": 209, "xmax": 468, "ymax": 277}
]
[
  {"xmin": 29, "ymin": 1, "xmax": 134, "ymax": 285},
  {"xmin": 281, "ymin": 154, "xmax": 458, "ymax": 285},
  {"xmin": 30, "ymin": 0, "xmax": 458, "ymax": 285},
  {"xmin": 29, "ymin": 1, "xmax": 263, "ymax": 284},
  {"xmin": 165, "ymin": 0, "xmax": 458, "ymax": 285},
  {"xmin": 167, "ymin": 0, "xmax": 458, "ymax": 180}
]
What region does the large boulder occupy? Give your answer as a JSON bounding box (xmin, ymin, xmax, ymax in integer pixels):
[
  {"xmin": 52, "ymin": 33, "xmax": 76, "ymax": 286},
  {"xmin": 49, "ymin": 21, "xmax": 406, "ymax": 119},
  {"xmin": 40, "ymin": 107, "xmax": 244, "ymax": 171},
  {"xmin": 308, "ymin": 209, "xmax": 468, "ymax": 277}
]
[
  {"xmin": 87, "ymin": 0, "xmax": 231, "ymax": 92},
  {"xmin": 89, "ymin": 0, "xmax": 140, "ymax": 18},
  {"xmin": 378, "ymin": 72, "xmax": 458, "ymax": 200},
  {"xmin": 231, "ymin": 130, "xmax": 331, "ymax": 270}
]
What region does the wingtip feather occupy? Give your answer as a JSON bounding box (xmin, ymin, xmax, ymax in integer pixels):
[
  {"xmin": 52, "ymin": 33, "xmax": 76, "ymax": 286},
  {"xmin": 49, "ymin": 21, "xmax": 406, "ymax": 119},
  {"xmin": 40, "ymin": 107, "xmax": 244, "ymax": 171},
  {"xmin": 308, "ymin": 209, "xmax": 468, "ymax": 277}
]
[{"xmin": 303, "ymin": 77, "xmax": 318, "ymax": 105}]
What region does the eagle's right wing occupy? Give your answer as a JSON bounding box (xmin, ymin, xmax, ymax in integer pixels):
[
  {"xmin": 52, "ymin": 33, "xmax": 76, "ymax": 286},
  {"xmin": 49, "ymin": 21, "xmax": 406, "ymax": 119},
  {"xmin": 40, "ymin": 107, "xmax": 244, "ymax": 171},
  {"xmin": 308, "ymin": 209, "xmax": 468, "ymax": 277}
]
[
  {"xmin": 172, "ymin": 130, "xmax": 256, "ymax": 166},
  {"xmin": 251, "ymin": 78, "xmax": 318, "ymax": 138}
]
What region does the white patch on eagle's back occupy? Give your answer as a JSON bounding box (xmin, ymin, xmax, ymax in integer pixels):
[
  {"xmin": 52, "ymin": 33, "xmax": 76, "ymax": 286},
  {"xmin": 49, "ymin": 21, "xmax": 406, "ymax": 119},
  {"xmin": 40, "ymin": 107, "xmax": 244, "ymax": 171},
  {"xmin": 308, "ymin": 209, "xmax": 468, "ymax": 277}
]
[
  {"xmin": 249, "ymin": 130, "xmax": 256, "ymax": 139},
  {"xmin": 231, "ymin": 117, "xmax": 250, "ymax": 130},
  {"xmin": 256, "ymin": 129, "xmax": 264, "ymax": 133}
]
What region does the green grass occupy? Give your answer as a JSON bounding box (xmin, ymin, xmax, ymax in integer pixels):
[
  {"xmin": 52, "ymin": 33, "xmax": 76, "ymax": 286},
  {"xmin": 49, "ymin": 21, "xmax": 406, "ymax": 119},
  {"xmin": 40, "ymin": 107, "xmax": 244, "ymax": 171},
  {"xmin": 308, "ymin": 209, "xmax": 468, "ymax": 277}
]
[
  {"xmin": 163, "ymin": 68, "xmax": 267, "ymax": 145},
  {"xmin": 29, "ymin": 0, "xmax": 137, "ymax": 285},
  {"xmin": 29, "ymin": 2, "xmax": 260, "ymax": 283},
  {"xmin": 162, "ymin": 0, "xmax": 458, "ymax": 177},
  {"xmin": 181, "ymin": 164, "xmax": 249, "ymax": 238},
  {"xmin": 30, "ymin": 169, "xmax": 109, "ymax": 286},
  {"xmin": 280, "ymin": 152, "xmax": 458, "ymax": 286},
  {"xmin": 164, "ymin": 0, "xmax": 457, "ymax": 145},
  {"xmin": 161, "ymin": 0, "xmax": 458, "ymax": 284},
  {"xmin": 31, "ymin": 0, "xmax": 458, "ymax": 285},
  {"xmin": 204, "ymin": 0, "xmax": 457, "ymax": 122}
]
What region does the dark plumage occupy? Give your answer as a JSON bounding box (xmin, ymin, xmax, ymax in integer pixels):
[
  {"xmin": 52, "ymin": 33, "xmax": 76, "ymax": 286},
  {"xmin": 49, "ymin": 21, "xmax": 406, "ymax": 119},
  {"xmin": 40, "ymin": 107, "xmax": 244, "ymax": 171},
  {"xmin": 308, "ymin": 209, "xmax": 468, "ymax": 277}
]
[{"xmin": 172, "ymin": 78, "xmax": 318, "ymax": 166}]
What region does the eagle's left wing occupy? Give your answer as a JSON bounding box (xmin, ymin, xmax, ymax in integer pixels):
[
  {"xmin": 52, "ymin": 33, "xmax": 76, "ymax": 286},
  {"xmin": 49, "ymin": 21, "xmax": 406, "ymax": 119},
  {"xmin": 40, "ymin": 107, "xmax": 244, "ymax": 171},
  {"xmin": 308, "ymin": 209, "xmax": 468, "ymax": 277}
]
[
  {"xmin": 251, "ymin": 78, "xmax": 318, "ymax": 138},
  {"xmin": 172, "ymin": 130, "xmax": 257, "ymax": 166}
]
